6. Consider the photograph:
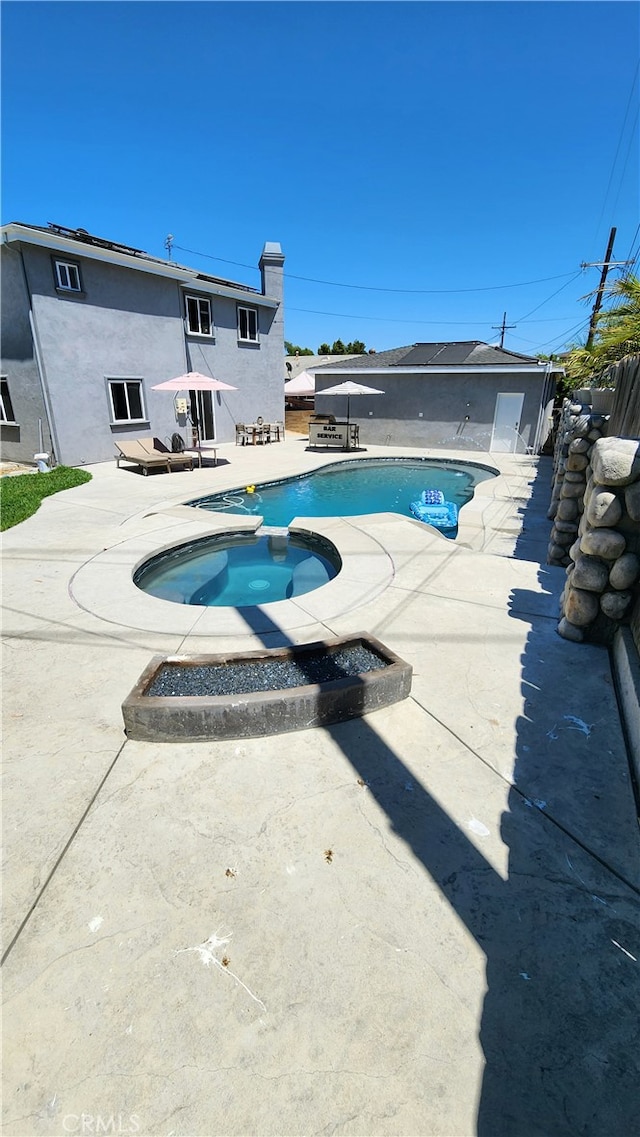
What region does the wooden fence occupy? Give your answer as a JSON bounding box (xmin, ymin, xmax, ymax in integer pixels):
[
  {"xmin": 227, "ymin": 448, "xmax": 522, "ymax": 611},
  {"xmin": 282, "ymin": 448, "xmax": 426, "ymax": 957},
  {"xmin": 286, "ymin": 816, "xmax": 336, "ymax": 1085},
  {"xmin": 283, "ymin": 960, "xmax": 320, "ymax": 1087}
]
[{"xmin": 605, "ymin": 354, "xmax": 640, "ymax": 438}]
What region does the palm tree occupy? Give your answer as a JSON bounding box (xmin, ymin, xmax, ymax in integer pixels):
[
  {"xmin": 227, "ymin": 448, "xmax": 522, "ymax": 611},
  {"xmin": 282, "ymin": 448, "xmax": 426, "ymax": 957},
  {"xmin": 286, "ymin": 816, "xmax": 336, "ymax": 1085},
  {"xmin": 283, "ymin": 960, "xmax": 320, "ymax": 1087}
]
[{"xmin": 564, "ymin": 274, "xmax": 640, "ymax": 384}]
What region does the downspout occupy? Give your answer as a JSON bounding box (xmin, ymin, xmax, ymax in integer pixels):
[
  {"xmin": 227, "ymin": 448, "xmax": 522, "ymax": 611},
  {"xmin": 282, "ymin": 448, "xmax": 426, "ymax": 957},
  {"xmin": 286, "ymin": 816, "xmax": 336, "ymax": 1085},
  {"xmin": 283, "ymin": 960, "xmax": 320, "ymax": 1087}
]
[
  {"xmin": 29, "ymin": 310, "xmax": 60, "ymax": 465},
  {"xmin": 15, "ymin": 243, "xmax": 61, "ymax": 466},
  {"xmin": 532, "ymin": 361, "xmax": 553, "ymax": 455}
]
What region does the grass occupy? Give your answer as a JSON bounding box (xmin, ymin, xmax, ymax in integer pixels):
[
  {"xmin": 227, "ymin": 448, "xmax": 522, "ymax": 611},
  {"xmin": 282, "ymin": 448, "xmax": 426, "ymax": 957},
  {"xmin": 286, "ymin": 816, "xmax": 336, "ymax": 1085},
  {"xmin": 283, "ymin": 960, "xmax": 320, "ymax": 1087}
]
[{"xmin": 0, "ymin": 466, "xmax": 92, "ymax": 530}]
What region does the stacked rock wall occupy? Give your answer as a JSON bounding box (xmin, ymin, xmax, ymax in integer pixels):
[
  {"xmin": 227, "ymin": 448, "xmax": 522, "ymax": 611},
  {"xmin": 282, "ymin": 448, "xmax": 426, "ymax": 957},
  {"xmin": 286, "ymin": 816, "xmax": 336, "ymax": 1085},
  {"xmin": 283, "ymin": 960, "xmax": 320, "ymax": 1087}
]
[
  {"xmin": 547, "ymin": 400, "xmax": 608, "ymax": 568},
  {"xmin": 553, "ymin": 433, "xmax": 640, "ymax": 643}
]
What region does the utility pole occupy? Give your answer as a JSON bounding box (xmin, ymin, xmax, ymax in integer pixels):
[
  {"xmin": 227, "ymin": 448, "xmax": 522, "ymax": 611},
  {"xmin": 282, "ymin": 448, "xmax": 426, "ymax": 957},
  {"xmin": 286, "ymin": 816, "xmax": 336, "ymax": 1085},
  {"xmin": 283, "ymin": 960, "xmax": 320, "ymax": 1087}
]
[
  {"xmin": 492, "ymin": 312, "xmax": 515, "ymax": 348},
  {"xmin": 581, "ymin": 228, "xmax": 634, "ymax": 349},
  {"xmin": 164, "ymin": 233, "xmax": 174, "ymax": 260},
  {"xmin": 584, "ymin": 228, "xmax": 617, "ymax": 349}
]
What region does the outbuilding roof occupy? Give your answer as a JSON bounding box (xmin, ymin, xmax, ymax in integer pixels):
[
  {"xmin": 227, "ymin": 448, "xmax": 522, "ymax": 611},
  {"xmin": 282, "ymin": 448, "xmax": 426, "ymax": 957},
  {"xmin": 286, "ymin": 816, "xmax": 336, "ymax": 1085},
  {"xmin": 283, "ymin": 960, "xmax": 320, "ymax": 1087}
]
[{"xmin": 316, "ymin": 341, "xmax": 548, "ymax": 370}]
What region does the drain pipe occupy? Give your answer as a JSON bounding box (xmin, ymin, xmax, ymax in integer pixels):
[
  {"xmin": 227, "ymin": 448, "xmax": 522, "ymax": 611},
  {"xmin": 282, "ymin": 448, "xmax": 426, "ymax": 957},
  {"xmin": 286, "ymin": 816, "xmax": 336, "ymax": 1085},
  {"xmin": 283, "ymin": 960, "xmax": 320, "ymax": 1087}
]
[
  {"xmin": 29, "ymin": 309, "xmax": 58, "ymax": 468},
  {"xmin": 532, "ymin": 361, "xmax": 553, "ymax": 455},
  {"xmin": 34, "ymin": 417, "xmax": 51, "ymax": 472}
]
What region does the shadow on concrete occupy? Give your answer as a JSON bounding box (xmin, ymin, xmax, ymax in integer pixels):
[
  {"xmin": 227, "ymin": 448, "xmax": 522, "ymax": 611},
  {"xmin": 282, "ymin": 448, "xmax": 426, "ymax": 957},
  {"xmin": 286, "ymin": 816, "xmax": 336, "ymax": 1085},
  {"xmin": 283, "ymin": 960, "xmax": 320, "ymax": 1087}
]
[
  {"xmin": 235, "ymin": 543, "xmax": 640, "ymax": 1134},
  {"xmin": 508, "ymin": 454, "xmax": 555, "ymax": 564},
  {"xmin": 6, "ymin": 454, "xmax": 639, "ymax": 1132}
]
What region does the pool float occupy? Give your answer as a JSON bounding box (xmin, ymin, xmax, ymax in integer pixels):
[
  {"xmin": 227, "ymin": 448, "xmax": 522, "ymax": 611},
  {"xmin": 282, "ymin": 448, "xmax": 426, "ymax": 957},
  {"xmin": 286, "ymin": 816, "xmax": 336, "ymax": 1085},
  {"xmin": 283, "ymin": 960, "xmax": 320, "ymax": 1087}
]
[{"xmin": 409, "ymin": 489, "xmax": 458, "ymax": 532}]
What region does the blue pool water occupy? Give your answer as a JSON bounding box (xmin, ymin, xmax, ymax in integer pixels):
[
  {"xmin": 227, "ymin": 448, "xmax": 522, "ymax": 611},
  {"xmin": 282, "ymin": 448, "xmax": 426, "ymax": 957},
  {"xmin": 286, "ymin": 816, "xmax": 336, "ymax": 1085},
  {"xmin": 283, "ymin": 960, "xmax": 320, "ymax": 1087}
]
[
  {"xmin": 134, "ymin": 531, "xmax": 341, "ymax": 608},
  {"xmin": 188, "ymin": 457, "xmax": 496, "ymax": 537}
]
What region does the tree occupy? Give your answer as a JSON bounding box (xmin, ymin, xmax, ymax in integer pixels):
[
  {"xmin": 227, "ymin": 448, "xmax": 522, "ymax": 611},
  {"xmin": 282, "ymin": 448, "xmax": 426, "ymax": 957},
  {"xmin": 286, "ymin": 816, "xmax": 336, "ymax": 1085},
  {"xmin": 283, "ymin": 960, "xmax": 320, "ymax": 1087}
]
[
  {"xmin": 317, "ymin": 339, "xmax": 368, "ymax": 355},
  {"xmin": 285, "ymin": 341, "xmax": 313, "ymax": 356},
  {"xmin": 563, "ymin": 275, "xmax": 640, "ymax": 385}
]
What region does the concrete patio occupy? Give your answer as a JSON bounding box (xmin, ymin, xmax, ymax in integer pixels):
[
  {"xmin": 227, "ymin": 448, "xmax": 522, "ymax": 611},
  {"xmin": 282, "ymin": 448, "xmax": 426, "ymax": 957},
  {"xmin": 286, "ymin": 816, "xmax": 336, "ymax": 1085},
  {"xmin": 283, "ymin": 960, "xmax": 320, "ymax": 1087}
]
[{"xmin": 2, "ymin": 438, "xmax": 639, "ymax": 1137}]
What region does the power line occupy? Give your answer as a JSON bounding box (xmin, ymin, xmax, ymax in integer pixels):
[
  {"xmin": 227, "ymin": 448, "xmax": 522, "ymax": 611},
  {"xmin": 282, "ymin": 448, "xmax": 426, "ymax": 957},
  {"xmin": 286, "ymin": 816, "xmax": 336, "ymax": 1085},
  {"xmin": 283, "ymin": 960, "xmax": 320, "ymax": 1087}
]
[
  {"xmin": 538, "ymin": 318, "xmax": 591, "ymax": 353},
  {"xmin": 173, "ymin": 244, "xmax": 258, "ymax": 273},
  {"xmin": 287, "ymin": 305, "xmax": 579, "ymax": 326},
  {"xmin": 591, "ymin": 59, "xmax": 640, "ymax": 250},
  {"xmin": 172, "ymin": 242, "xmax": 578, "ymax": 296},
  {"xmin": 609, "ymin": 101, "xmax": 640, "ymax": 224},
  {"xmin": 514, "ymin": 271, "xmax": 584, "ymax": 322},
  {"xmin": 281, "ymin": 269, "xmax": 578, "ymax": 295}
]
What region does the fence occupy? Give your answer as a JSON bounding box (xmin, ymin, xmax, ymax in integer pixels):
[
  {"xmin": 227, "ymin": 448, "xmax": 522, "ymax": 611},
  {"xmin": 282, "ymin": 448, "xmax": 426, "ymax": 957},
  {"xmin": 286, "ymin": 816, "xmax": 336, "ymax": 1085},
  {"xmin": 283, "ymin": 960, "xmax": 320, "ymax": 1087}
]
[{"xmin": 604, "ymin": 354, "xmax": 640, "ymax": 438}]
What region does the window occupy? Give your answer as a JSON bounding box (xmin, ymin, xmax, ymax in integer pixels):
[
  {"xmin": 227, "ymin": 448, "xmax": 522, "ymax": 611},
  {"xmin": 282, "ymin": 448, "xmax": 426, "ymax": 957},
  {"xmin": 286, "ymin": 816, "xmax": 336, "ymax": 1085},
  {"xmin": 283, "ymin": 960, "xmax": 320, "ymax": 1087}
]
[
  {"xmin": 237, "ymin": 306, "xmax": 258, "ymax": 343},
  {"xmin": 108, "ymin": 379, "xmax": 145, "ymax": 423},
  {"xmin": 185, "ymin": 294, "xmax": 212, "ymax": 336},
  {"xmin": 54, "ymin": 260, "xmax": 82, "ymax": 292},
  {"xmin": 0, "ymin": 376, "xmax": 16, "ymax": 422}
]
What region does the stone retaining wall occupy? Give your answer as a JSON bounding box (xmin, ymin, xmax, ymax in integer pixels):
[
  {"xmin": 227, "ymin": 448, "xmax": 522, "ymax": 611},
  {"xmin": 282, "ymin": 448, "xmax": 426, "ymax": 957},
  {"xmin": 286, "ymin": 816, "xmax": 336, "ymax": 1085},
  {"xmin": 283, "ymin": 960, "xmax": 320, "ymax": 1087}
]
[{"xmin": 548, "ymin": 401, "xmax": 640, "ymax": 643}]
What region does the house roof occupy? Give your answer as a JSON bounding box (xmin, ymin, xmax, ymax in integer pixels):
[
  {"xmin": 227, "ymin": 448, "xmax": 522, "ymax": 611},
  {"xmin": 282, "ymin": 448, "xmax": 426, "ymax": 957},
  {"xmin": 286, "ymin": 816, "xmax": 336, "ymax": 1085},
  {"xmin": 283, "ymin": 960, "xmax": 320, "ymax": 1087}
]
[
  {"xmin": 316, "ymin": 341, "xmax": 552, "ymax": 370},
  {"xmin": 1, "ymin": 221, "xmax": 280, "ymax": 307}
]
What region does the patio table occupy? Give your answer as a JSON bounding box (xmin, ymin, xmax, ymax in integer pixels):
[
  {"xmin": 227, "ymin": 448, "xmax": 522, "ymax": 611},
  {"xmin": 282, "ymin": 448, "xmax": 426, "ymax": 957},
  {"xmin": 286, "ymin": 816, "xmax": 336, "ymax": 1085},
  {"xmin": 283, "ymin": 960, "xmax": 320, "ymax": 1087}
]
[
  {"xmin": 183, "ymin": 446, "xmax": 219, "ymax": 467},
  {"xmin": 236, "ymin": 422, "xmax": 283, "ymax": 445}
]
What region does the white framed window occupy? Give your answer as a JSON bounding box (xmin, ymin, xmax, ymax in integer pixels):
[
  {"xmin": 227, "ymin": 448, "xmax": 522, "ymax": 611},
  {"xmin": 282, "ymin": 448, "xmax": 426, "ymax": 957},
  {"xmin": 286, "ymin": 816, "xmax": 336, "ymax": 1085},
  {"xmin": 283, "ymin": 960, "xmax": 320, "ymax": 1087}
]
[
  {"xmin": 237, "ymin": 305, "xmax": 258, "ymax": 343},
  {"xmin": 185, "ymin": 294, "xmax": 212, "ymax": 336},
  {"xmin": 107, "ymin": 378, "xmax": 146, "ymax": 424},
  {"xmin": 54, "ymin": 260, "xmax": 82, "ymax": 292},
  {"xmin": 0, "ymin": 376, "xmax": 16, "ymax": 423}
]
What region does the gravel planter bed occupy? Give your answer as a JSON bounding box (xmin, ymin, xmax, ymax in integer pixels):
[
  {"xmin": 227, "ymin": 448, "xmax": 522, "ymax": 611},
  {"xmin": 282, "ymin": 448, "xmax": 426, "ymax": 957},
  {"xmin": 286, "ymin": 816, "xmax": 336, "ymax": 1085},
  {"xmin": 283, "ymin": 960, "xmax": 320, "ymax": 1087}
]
[
  {"xmin": 147, "ymin": 644, "xmax": 386, "ymax": 697},
  {"xmin": 122, "ymin": 634, "xmax": 412, "ymax": 742}
]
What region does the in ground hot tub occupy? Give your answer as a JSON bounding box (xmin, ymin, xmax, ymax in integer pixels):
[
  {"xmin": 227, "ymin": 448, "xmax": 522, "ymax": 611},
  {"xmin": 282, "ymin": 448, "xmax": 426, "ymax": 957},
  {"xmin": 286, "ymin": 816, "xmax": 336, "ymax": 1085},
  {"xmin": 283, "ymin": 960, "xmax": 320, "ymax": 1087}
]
[{"xmin": 134, "ymin": 528, "xmax": 341, "ymax": 607}]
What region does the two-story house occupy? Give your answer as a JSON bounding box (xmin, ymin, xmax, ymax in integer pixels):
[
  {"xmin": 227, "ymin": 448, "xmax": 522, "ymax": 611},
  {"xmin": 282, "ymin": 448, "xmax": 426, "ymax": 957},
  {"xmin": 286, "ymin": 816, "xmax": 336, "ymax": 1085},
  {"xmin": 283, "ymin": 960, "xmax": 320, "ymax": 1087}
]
[{"xmin": 1, "ymin": 222, "xmax": 285, "ymax": 466}]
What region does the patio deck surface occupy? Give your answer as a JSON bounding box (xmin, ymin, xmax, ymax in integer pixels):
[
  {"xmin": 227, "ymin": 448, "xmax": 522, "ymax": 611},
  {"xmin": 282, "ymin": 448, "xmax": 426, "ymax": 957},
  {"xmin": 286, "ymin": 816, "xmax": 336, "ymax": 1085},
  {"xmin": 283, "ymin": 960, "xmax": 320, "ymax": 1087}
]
[{"xmin": 2, "ymin": 438, "xmax": 639, "ymax": 1137}]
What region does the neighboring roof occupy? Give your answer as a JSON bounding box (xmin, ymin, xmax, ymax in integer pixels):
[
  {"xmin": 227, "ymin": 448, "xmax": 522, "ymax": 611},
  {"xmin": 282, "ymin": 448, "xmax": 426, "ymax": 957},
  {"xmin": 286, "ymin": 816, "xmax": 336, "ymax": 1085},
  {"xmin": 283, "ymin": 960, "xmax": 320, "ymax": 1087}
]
[
  {"xmin": 1, "ymin": 221, "xmax": 280, "ymax": 307},
  {"xmin": 316, "ymin": 341, "xmax": 553, "ymax": 370},
  {"xmin": 284, "ymin": 353, "xmax": 362, "ymax": 380}
]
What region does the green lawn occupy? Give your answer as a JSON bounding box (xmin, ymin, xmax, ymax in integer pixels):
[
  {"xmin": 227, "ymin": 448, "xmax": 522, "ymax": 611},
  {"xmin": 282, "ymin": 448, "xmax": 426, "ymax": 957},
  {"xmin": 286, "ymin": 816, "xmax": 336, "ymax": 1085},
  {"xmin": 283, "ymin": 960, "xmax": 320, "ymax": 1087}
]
[{"xmin": 0, "ymin": 466, "xmax": 92, "ymax": 531}]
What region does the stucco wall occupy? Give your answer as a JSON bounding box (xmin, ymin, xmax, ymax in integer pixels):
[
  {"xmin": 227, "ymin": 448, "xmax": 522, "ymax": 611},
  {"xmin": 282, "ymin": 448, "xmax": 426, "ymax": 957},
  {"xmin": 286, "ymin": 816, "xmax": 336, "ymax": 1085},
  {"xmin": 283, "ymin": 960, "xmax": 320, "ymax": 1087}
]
[
  {"xmin": 0, "ymin": 245, "xmax": 51, "ymax": 462},
  {"xmin": 314, "ymin": 371, "xmax": 551, "ymax": 452},
  {"xmin": 3, "ymin": 240, "xmax": 284, "ymax": 466}
]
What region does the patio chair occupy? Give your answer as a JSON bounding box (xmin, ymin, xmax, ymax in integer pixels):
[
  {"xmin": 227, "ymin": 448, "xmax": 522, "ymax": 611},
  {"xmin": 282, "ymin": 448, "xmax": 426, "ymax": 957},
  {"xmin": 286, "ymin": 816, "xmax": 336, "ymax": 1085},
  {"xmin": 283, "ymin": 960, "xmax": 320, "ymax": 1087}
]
[
  {"xmin": 235, "ymin": 423, "xmax": 248, "ymax": 446},
  {"xmin": 115, "ymin": 438, "xmax": 194, "ymax": 475}
]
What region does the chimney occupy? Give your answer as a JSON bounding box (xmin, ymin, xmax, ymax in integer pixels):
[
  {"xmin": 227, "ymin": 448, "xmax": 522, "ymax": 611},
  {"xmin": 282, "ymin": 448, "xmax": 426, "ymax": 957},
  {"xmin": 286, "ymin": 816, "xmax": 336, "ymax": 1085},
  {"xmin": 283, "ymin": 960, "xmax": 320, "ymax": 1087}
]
[{"xmin": 259, "ymin": 241, "xmax": 285, "ymax": 302}]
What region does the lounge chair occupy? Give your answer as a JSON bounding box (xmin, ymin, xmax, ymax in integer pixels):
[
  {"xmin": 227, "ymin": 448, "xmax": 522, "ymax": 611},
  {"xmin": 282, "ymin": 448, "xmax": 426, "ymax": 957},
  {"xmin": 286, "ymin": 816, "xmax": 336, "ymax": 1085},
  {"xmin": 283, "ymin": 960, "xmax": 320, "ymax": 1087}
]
[{"xmin": 115, "ymin": 438, "xmax": 194, "ymax": 475}]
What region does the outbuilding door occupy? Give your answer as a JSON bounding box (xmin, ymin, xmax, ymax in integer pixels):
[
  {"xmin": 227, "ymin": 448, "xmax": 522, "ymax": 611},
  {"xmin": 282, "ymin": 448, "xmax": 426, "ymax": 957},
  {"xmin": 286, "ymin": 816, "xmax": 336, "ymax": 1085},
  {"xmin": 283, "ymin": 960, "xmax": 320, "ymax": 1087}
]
[{"xmin": 490, "ymin": 392, "xmax": 524, "ymax": 452}]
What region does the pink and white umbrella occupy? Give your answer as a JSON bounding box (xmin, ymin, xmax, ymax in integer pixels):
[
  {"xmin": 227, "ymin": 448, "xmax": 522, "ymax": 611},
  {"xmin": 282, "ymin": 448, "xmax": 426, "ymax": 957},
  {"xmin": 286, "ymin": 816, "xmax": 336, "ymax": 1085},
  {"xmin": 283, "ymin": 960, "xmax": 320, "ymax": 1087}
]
[
  {"xmin": 152, "ymin": 372, "xmax": 237, "ymax": 448},
  {"xmin": 152, "ymin": 371, "xmax": 238, "ymax": 393}
]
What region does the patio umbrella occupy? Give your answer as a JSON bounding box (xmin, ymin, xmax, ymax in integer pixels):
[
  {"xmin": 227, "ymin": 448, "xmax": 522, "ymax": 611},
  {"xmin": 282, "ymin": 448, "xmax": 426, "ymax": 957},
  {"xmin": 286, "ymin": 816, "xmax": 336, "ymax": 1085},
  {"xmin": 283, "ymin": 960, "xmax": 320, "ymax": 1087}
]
[
  {"xmin": 151, "ymin": 371, "xmax": 237, "ymax": 449},
  {"xmin": 284, "ymin": 369, "xmax": 315, "ymax": 396},
  {"xmin": 318, "ymin": 380, "xmax": 385, "ymax": 424}
]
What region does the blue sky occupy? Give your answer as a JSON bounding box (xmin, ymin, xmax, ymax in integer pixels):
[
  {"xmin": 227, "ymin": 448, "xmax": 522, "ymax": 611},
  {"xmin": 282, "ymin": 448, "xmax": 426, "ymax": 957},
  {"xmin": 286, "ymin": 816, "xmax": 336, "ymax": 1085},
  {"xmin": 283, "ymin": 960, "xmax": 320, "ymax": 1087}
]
[{"xmin": 2, "ymin": 1, "xmax": 638, "ymax": 356}]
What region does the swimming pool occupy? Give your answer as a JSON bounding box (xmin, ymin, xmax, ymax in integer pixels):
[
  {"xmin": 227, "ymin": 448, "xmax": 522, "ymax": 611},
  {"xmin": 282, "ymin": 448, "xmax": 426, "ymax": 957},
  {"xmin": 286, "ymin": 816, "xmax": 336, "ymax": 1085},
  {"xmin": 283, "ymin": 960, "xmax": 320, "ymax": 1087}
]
[
  {"xmin": 188, "ymin": 457, "xmax": 496, "ymax": 537},
  {"xmin": 134, "ymin": 530, "xmax": 341, "ymax": 607}
]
